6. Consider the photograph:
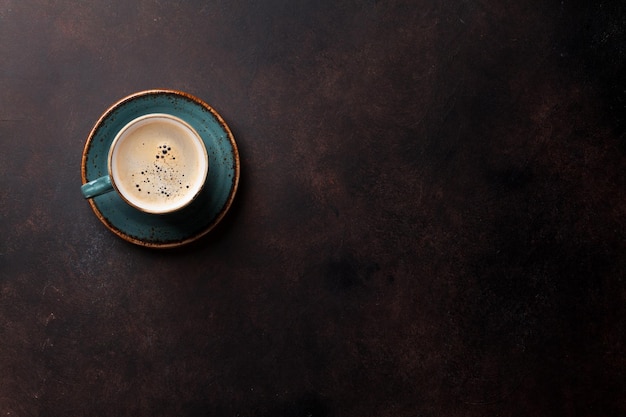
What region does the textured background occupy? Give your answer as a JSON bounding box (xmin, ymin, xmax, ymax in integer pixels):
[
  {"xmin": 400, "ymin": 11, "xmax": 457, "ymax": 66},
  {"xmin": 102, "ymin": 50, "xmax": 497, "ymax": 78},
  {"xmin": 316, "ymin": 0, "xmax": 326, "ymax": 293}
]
[{"xmin": 1, "ymin": 0, "xmax": 625, "ymax": 416}]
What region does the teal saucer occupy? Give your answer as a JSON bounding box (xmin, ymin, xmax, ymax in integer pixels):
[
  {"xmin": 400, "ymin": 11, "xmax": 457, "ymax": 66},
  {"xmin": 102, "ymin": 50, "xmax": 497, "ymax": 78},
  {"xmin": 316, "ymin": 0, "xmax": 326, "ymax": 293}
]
[{"xmin": 81, "ymin": 90, "xmax": 240, "ymax": 248}]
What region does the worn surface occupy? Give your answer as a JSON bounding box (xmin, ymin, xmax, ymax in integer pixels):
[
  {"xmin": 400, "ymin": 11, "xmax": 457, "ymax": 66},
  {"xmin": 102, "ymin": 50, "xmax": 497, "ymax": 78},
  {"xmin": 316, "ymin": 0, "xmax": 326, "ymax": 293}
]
[{"xmin": 1, "ymin": 1, "xmax": 625, "ymax": 416}]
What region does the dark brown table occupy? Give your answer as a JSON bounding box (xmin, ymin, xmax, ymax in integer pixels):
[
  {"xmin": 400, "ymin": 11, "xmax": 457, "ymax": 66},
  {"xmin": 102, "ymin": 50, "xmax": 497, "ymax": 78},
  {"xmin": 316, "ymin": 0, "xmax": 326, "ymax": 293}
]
[{"xmin": 1, "ymin": 1, "xmax": 624, "ymax": 416}]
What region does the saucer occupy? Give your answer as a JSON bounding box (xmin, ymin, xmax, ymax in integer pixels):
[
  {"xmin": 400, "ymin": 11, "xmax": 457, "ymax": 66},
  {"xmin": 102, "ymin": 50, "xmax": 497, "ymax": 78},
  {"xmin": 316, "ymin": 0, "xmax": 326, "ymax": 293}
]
[{"xmin": 81, "ymin": 90, "xmax": 240, "ymax": 248}]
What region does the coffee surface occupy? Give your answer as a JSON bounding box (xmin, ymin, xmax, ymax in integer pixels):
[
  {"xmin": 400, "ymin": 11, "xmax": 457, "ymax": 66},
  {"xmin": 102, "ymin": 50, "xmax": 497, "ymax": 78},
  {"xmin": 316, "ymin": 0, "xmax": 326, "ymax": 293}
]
[{"xmin": 110, "ymin": 115, "xmax": 207, "ymax": 213}]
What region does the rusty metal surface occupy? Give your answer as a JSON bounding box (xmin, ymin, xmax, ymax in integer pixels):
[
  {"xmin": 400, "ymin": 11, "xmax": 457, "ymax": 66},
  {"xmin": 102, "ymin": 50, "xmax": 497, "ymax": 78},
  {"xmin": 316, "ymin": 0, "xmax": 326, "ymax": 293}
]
[{"xmin": 1, "ymin": 1, "xmax": 624, "ymax": 416}]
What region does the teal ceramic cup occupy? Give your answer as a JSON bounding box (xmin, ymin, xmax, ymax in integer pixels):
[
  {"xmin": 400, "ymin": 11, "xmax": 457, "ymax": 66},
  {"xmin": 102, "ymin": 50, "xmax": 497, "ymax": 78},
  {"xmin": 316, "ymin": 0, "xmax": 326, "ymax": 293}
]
[{"xmin": 81, "ymin": 113, "xmax": 209, "ymax": 215}]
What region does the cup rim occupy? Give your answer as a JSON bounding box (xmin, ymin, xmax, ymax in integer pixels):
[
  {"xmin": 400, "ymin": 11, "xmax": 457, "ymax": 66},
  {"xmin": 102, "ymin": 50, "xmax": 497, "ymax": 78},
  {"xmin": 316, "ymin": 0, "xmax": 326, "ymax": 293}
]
[{"xmin": 107, "ymin": 113, "xmax": 209, "ymax": 215}]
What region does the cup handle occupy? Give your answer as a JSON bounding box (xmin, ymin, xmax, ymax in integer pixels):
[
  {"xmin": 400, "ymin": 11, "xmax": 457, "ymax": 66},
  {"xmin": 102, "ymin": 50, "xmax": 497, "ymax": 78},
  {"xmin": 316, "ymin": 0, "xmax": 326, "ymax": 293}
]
[{"xmin": 81, "ymin": 175, "xmax": 113, "ymax": 199}]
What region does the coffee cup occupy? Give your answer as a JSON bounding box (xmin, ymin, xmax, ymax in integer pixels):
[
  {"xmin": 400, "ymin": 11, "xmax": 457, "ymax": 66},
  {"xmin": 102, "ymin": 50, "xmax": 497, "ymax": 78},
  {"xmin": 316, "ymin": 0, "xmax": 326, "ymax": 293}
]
[{"xmin": 81, "ymin": 113, "xmax": 209, "ymax": 214}]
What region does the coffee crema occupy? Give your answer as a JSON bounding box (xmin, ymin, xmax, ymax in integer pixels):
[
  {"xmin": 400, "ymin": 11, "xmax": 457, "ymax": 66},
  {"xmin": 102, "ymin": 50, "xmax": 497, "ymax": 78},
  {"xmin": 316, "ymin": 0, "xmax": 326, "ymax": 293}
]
[{"xmin": 109, "ymin": 114, "xmax": 208, "ymax": 214}]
